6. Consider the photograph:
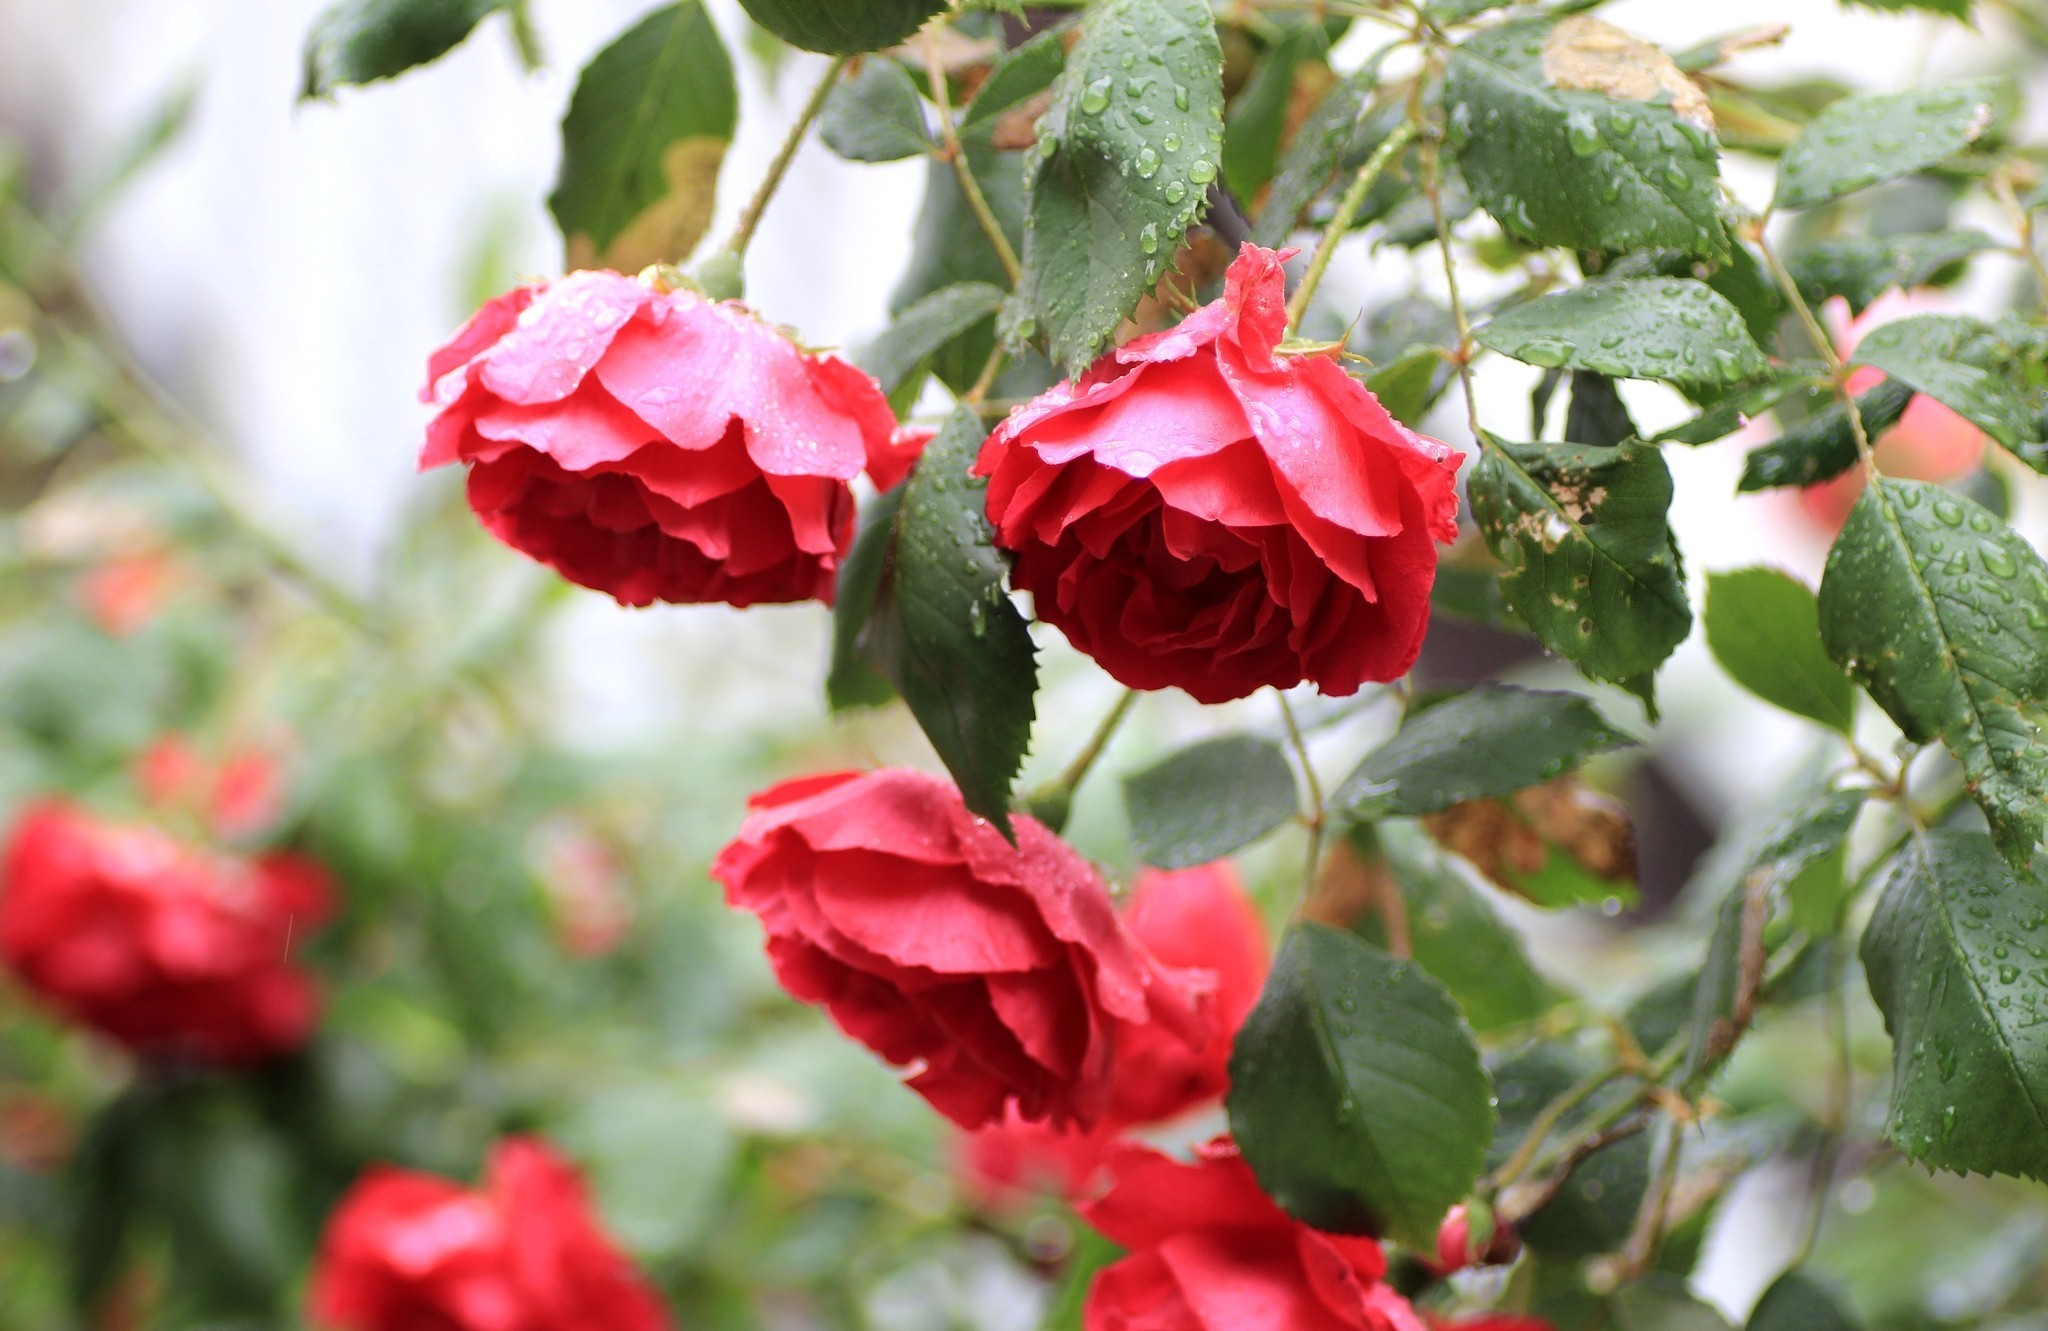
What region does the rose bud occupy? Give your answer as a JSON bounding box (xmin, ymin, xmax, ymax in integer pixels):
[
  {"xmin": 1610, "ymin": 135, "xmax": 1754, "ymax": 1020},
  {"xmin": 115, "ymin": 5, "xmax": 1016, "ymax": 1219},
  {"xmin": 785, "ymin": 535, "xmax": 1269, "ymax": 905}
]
[
  {"xmin": 957, "ymin": 862, "xmax": 1271, "ymax": 1209},
  {"xmin": 420, "ymin": 268, "xmax": 911, "ymax": 608},
  {"xmin": 1081, "ymin": 1138, "xmax": 1428, "ymax": 1331},
  {"xmin": 1428, "ymin": 1203, "xmax": 1520, "ymax": 1277},
  {"xmin": 308, "ymin": 1137, "xmax": 666, "ymax": 1331},
  {"xmin": 711, "ymin": 768, "xmax": 1208, "ymax": 1130},
  {"xmin": 0, "ymin": 801, "xmax": 331, "ymax": 1066},
  {"xmin": 1795, "ymin": 287, "xmax": 1985, "ymax": 534},
  {"xmin": 974, "ymin": 243, "xmax": 1464, "ymax": 703}
]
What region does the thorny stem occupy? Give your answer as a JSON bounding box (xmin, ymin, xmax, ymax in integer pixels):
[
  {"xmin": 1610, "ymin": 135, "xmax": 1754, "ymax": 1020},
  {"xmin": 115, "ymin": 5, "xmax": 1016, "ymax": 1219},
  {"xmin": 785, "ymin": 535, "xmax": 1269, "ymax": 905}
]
[
  {"xmin": 725, "ymin": 55, "xmax": 851, "ymax": 260},
  {"xmin": 925, "ymin": 35, "xmax": 1024, "ymax": 288},
  {"xmin": 1284, "ymin": 118, "xmax": 1421, "ymax": 335},
  {"xmin": 1416, "ymin": 50, "xmax": 1485, "ymax": 445},
  {"xmin": 1486, "ymin": 1063, "xmax": 1631, "ymax": 1193},
  {"xmin": 1501, "ymin": 1110, "xmax": 1654, "ymax": 1225},
  {"xmin": 1277, "ymin": 693, "xmax": 1327, "ymax": 910}
]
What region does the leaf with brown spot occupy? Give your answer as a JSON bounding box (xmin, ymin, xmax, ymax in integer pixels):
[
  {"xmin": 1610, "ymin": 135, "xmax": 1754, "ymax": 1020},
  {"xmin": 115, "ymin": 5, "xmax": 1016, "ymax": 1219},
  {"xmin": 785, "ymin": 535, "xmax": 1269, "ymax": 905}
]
[
  {"xmin": 565, "ymin": 137, "xmax": 729, "ymax": 273},
  {"xmin": 1541, "ymin": 15, "xmax": 1713, "ymax": 133}
]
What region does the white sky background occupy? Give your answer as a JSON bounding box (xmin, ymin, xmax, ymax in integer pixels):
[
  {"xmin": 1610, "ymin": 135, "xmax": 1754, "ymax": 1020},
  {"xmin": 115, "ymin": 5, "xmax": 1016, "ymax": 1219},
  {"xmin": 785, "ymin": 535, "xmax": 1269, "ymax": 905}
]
[{"xmin": 0, "ymin": 0, "xmax": 2044, "ymax": 1317}]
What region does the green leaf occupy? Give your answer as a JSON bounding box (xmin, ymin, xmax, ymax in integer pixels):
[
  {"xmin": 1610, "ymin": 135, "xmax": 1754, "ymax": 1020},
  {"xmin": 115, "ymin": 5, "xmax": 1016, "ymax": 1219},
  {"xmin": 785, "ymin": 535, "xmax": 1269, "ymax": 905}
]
[
  {"xmin": 854, "ymin": 282, "xmax": 1008, "ymax": 397},
  {"xmin": 1735, "ymin": 380, "xmax": 1913, "ymax": 492},
  {"xmin": 1861, "ymin": 829, "xmax": 2048, "ymax": 1181},
  {"xmin": 1366, "ymin": 349, "xmax": 1449, "ymax": 429},
  {"xmin": 1445, "ymin": 21, "xmax": 1728, "ymax": 261},
  {"xmin": 1363, "ymin": 823, "xmax": 1564, "ymax": 1033},
  {"xmin": 861, "ymin": 408, "xmax": 1038, "ymax": 837},
  {"xmin": 1704, "ymin": 567, "xmax": 1855, "ymax": 732},
  {"xmin": 1251, "ymin": 50, "xmax": 1385, "ymax": 247},
  {"xmin": 1565, "ymin": 372, "xmax": 1638, "ymax": 449},
  {"xmin": 548, "ymin": 3, "xmax": 738, "ymax": 272},
  {"xmin": 1227, "ymin": 923, "xmax": 1493, "ymax": 1247},
  {"xmin": 1468, "ymin": 438, "xmax": 1691, "ymax": 703},
  {"xmin": 820, "ymin": 58, "xmax": 930, "ymax": 162},
  {"xmin": 1122, "ymin": 734, "xmax": 1298, "ymax": 869},
  {"xmin": 1819, "ymin": 479, "xmax": 2048, "ymax": 868},
  {"xmin": 1224, "ymin": 25, "xmax": 1324, "ymax": 203},
  {"xmin": 1849, "ymin": 314, "xmax": 2040, "ymax": 453},
  {"xmin": 1774, "ymin": 78, "xmax": 2007, "ymax": 211},
  {"xmin": 1787, "ymin": 230, "xmax": 1997, "ymax": 314},
  {"xmin": 1334, "ymin": 684, "xmax": 1633, "ymax": 819},
  {"xmin": 960, "ymin": 28, "xmax": 1068, "ymax": 142},
  {"xmin": 1842, "ymin": 0, "xmax": 1971, "ymax": 16},
  {"xmin": 1014, "ymin": 0, "xmax": 1225, "ymax": 375},
  {"xmin": 1746, "ymin": 1270, "xmax": 1863, "ymax": 1331},
  {"xmin": 1652, "ymin": 371, "xmax": 1811, "ymax": 447},
  {"xmin": 1475, "ymin": 279, "xmax": 1767, "ymax": 388},
  {"xmin": 1611, "ymin": 1282, "xmax": 1737, "ymax": 1331},
  {"xmin": 300, "ymin": 0, "xmax": 509, "ymax": 97},
  {"xmin": 736, "ymin": 0, "xmax": 948, "ymax": 55},
  {"xmin": 826, "ymin": 487, "xmax": 904, "ymax": 711},
  {"xmin": 893, "ymin": 147, "xmax": 1028, "ymax": 391},
  {"xmin": 1489, "ymin": 1044, "xmax": 1650, "ymax": 1258},
  {"xmin": 1756, "ymin": 789, "xmax": 1869, "ymax": 934}
]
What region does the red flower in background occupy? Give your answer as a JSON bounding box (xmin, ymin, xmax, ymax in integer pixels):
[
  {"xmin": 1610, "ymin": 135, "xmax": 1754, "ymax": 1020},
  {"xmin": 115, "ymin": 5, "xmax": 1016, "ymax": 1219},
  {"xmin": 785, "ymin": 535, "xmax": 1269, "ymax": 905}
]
[
  {"xmin": 309, "ymin": 1136, "xmax": 666, "ymax": 1331},
  {"xmin": 78, "ymin": 550, "xmax": 181, "ymax": 637},
  {"xmin": 134, "ymin": 734, "xmax": 287, "ymax": 840},
  {"xmin": 959, "ymin": 863, "xmax": 1269, "ymax": 1209},
  {"xmin": 711, "ymin": 768, "xmax": 1208, "ymax": 1130},
  {"xmin": 1428, "ymin": 1319, "xmax": 1553, "ymax": 1331},
  {"xmin": 1081, "ymin": 1139, "xmax": 1425, "ymax": 1331},
  {"xmin": 975, "ymin": 244, "xmax": 1464, "ymax": 703},
  {"xmin": 421, "ymin": 269, "xmax": 915, "ymax": 608},
  {"xmin": 1795, "ymin": 288, "xmax": 1985, "ymax": 533},
  {"xmin": 0, "ymin": 802, "xmax": 330, "ymax": 1065}
]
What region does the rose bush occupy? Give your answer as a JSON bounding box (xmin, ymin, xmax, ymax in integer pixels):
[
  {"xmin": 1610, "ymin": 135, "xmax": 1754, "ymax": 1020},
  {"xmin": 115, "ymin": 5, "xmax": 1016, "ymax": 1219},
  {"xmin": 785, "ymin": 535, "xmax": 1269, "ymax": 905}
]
[
  {"xmin": 712, "ymin": 768, "xmax": 1208, "ymax": 1129},
  {"xmin": 975, "ymin": 245, "xmax": 1464, "ymax": 703},
  {"xmin": 421, "ymin": 269, "xmax": 914, "ymax": 608},
  {"xmin": 308, "ymin": 1136, "xmax": 666, "ymax": 1331},
  {"xmin": 0, "ymin": 802, "xmax": 330, "ymax": 1065}
]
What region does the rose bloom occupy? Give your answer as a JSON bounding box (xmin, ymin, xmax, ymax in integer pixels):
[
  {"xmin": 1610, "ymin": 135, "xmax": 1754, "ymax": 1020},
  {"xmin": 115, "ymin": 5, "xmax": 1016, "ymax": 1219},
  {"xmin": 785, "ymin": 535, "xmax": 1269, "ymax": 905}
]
[
  {"xmin": 959, "ymin": 862, "xmax": 1270, "ymax": 1209},
  {"xmin": 975, "ymin": 244, "xmax": 1464, "ymax": 703},
  {"xmin": 1796, "ymin": 287, "xmax": 1985, "ymax": 533},
  {"xmin": 134, "ymin": 734, "xmax": 287, "ymax": 840},
  {"xmin": 0, "ymin": 802, "xmax": 331, "ymax": 1065},
  {"xmin": 421, "ymin": 268, "xmax": 917, "ymax": 608},
  {"xmin": 1082, "ymin": 1139, "xmax": 1425, "ymax": 1331},
  {"xmin": 309, "ymin": 1137, "xmax": 666, "ymax": 1331},
  {"xmin": 711, "ymin": 768, "xmax": 1207, "ymax": 1129}
]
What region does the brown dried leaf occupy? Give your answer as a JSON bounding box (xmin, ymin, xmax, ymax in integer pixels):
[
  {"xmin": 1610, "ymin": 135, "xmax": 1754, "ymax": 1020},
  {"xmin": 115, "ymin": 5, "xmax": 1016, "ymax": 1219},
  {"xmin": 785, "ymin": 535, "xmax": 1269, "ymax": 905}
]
[
  {"xmin": 1542, "ymin": 15, "xmax": 1714, "ymax": 133},
  {"xmin": 1424, "ymin": 774, "xmax": 1636, "ymax": 905},
  {"xmin": 990, "ymin": 89, "xmax": 1054, "ymax": 151}
]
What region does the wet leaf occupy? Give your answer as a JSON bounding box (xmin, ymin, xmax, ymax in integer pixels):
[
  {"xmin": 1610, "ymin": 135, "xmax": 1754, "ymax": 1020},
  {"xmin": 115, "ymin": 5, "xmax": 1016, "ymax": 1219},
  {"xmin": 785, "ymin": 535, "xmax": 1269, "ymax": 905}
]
[
  {"xmin": 1747, "ymin": 1269, "xmax": 1863, "ymax": 1331},
  {"xmin": 960, "ymin": 27, "xmax": 1067, "ymax": 143},
  {"xmin": 1774, "ymin": 78, "xmax": 2007, "ymax": 211},
  {"xmin": 1705, "ymin": 567, "xmax": 1855, "ymax": 732},
  {"xmin": 1013, "ymin": 0, "xmax": 1225, "ymax": 374},
  {"xmin": 1251, "ymin": 48, "xmax": 1389, "ymax": 246},
  {"xmin": 825, "ymin": 487, "xmax": 904, "ymax": 712},
  {"xmin": 1786, "ymin": 230, "xmax": 1997, "ymax": 314},
  {"xmin": 1334, "ymin": 684, "xmax": 1634, "ymax": 819},
  {"xmin": 1861, "ymin": 830, "xmax": 2048, "ymax": 1181},
  {"xmin": 551, "ymin": 3, "xmax": 737, "ymax": 272},
  {"xmin": 1475, "ymin": 278, "xmax": 1767, "ymax": 388},
  {"xmin": 1736, "ymin": 380, "xmax": 1913, "ymax": 492},
  {"xmin": 1819, "ymin": 479, "xmax": 2048, "ymax": 868},
  {"xmin": 1849, "ymin": 314, "xmax": 2040, "ymax": 453},
  {"xmin": 1122, "ymin": 733, "xmax": 1298, "ymax": 869},
  {"xmin": 1468, "ymin": 437, "xmax": 1691, "ymax": 704},
  {"xmin": 1227, "ymin": 923, "xmax": 1493, "ymax": 1248},
  {"xmin": 1445, "ymin": 20, "xmax": 1728, "ymax": 261},
  {"xmin": 859, "ymin": 408, "xmax": 1038, "ymax": 837}
]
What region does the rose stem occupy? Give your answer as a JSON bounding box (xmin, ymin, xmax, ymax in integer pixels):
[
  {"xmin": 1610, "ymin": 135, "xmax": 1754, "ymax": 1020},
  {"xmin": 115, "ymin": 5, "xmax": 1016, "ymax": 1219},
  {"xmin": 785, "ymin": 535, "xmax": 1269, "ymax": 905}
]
[
  {"xmin": 1284, "ymin": 117, "xmax": 1418, "ymax": 337},
  {"xmin": 723, "ymin": 54, "xmax": 852, "ymax": 261}
]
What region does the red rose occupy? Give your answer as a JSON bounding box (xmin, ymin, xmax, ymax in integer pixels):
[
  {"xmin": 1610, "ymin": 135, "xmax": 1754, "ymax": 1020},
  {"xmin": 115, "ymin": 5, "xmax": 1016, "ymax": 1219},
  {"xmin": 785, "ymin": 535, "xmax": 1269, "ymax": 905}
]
[
  {"xmin": 0, "ymin": 802, "xmax": 331, "ymax": 1065},
  {"xmin": 958, "ymin": 862, "xmax": 1270, "ymax": 1209},
  {"xmin": 309, "ymin": 1136, "xmax": 666, "ymax": 1331},
  {"xmin": 421, "ymin": 269, "xmax": 914, "ymax": 608},
  {"xmin": 1081, "ymin": 1139, "xmax": 1426, "ymax": 1331},
  {"xmin": 974, "ymin": 244, "xmax": 1464, "ymax": 703},
  {"xmin": 711, "ymin": 768, "xmax": 1207, "ymax": 1129}
]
